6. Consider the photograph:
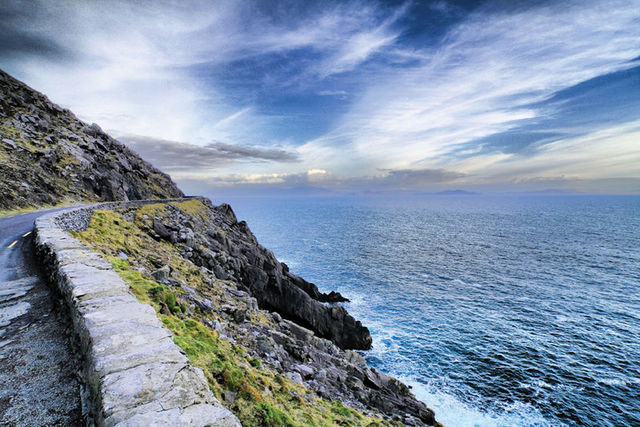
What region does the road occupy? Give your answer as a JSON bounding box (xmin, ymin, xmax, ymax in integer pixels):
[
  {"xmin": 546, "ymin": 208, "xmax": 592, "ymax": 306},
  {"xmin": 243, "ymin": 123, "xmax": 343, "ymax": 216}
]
[{"xmin": 0, "ymin": 209, "xmax": 82, "ymax": 425}]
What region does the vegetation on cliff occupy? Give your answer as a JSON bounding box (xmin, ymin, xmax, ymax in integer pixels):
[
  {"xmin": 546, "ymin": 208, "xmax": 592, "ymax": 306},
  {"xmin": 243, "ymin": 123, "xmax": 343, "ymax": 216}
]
[{"xmin": 73, "ymin": 206, "xmax": 398, "ymax": 426}]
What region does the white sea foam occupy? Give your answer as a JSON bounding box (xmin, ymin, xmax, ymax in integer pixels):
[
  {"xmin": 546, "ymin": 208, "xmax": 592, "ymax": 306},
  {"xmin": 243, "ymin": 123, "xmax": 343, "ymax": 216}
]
[
  {"xmin": 598, "ymin": 377, "xmax": 640, "ymax": 387},
  {"xmin": 400, "ymin": 377, "xmax": 554, "ymax": 427}
]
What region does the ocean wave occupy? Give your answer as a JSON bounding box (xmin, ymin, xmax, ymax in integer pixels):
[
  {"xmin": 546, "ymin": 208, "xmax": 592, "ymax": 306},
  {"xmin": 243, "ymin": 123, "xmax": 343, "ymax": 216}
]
[{"xmin": 402, "ymin": 377, "xmax": 554, "ymax": 427}]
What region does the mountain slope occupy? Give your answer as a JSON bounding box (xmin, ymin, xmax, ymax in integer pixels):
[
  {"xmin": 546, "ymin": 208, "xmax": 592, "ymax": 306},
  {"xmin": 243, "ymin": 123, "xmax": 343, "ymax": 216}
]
[{"xmin": 0, "ymin": 69, "xmax": 183, "ymax": 210}]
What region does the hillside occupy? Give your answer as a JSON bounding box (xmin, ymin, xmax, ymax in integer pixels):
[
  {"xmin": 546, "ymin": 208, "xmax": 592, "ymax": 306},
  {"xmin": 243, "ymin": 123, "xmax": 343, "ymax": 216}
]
[
  {"xmin": 0, "ymin": 69, "xmax": 438, "ymax": 425},
  {"xmin": 67, "ymin": 199, "xmax": 436, "ymax": 425},
  {"xmin": 0, "ymin": 69, "xmax": 183, "ymax": 210}
]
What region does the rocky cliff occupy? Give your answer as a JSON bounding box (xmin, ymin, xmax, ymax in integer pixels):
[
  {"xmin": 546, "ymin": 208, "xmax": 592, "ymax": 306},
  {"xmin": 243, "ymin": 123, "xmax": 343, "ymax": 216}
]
[
  {"xmin": 0, "ymin": 70, "xmax": 438, "ymax": 425},
  {"xmin": 72, "ymin": 199, "xmax": 437, "ymax": 425},
  {"xmin": 153, "ymin": 200, "xmax": 372, "ymax": 351},
  {"xmin": 0, "ymin": 69, "xmax": 183, "ymax": 210}
]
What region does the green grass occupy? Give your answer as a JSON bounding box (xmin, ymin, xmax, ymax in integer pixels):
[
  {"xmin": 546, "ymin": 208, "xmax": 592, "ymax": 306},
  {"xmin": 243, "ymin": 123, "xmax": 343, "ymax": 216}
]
[{"xmin": 73, "ymin": 205, "xmax": 398, "ymax": 427}]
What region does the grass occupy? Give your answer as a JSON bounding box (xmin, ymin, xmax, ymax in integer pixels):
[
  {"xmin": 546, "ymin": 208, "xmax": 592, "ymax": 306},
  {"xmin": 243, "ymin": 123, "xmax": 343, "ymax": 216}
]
[
  {"xmin": 171, "ymin": 199, "xmax": 211, "ymax": 222},
  {"xmin": 73, "ymin": 205, "xmax": 397, "ymax": 427}
]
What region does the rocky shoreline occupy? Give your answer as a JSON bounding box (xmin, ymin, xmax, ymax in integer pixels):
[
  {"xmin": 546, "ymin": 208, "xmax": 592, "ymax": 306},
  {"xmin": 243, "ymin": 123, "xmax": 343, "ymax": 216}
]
[
  {"xmin": 72, "ymin": 199, "xmax": 438, "ymax": 425},
  {"xmin": 1, "ymin": 68, "xmax": 438, "ymax": 425}
]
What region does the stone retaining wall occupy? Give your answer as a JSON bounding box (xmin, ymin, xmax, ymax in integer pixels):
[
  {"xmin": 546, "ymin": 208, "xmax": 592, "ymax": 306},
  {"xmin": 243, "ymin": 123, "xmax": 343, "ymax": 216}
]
[{"xmin": 34, "ymin": 199, "xmax": 241, "ymax": 426}]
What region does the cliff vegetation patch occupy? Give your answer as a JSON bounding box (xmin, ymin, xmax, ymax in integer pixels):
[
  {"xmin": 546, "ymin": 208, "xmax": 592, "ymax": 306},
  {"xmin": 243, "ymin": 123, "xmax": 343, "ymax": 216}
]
[{"xmin": 73, "ymin": 207, "xmax": 397, "ymax": 426}]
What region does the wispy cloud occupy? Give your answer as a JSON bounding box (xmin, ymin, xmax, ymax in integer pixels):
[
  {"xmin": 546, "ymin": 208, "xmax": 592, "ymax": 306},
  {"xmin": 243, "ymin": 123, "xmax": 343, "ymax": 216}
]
[
  {"xmin": 1, "ymin": 0, "xmax": 638, "ymax": 193},
  {"xmin": 301, "ymin": 0, "xmax": 640, "ymax": 177},
  {"xmin": 214, "ymin": 107, "xmax": 253, "ymax": 129},
  {"xmin": 0, "ymin": 0, "xmax": 403, "ymax": 142},
  {"xmin": 315, "ymin": 3, "xmax": 407, "ymax": 77}
]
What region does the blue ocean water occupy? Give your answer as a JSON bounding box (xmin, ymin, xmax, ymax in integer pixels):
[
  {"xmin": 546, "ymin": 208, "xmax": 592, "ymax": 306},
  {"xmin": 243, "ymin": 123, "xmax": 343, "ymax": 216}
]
[{"xmin": 222, "ymin": 194, "xmax": 640, "ymax": 426}]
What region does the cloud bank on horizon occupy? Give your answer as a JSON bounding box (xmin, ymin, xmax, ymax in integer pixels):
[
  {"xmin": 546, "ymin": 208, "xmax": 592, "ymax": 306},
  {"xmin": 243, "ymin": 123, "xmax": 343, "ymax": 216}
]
[{"xmin": 1, "ymin": 0, "xmax": 639, "ymax": 195}]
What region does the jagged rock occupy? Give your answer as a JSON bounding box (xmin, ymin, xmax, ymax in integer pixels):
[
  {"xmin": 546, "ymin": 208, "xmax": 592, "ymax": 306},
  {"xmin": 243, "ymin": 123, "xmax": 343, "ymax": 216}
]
[
  {"xmin": 151, "ymin": 265, "xmax": 171, "ymax": 282},
  {"xmin": 178, "ymin": 227, "xmax": 195, "ymax": 245},
  {"xmin": 2, "ymin": 138, "xmax": 16, "ymax": 149},
  {"xmin": 286, "ymin": 371, "xmax": 303, "ymax": 384},
  {"xmin": 193, "ymin": 296, "xmax": 214, "ymax": 312},
  {"xmin": 125, "ymin": 200, "xmax": 437, "ymax": 424},
  {"xmin": 291, "ymin": 364, "xmax": 315, "ymax": 379},
  {"xmin": 364, "ymin": 368, "xmax": 390, "ymax": 390},
  {"xmin": 214, "ymin": 203, "xmax": 237, "ymax": 223},
  {"xmin": 152, "ymin": 219, "xmax": 173, "ymax": 241},
  {"xmin": 142, "ymin": 200, "xmax": 373, "ymax": 350},
  {"xmin": 214, "ymin": 265, "xmax": 230, "ymax": 280}
]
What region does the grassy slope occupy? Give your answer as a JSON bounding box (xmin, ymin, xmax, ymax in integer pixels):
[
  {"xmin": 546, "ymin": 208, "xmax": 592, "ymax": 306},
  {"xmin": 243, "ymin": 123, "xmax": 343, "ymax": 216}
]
[{"xmin": 72, "ymin": 201, "xmax": 397, "ymax": 427}]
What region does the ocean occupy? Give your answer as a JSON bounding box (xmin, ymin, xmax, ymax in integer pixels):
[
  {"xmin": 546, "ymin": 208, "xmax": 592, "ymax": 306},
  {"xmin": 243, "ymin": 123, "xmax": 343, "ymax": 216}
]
[{"xmin": 221, "ymin": 194, "xmax": 640, "ymax": 426}]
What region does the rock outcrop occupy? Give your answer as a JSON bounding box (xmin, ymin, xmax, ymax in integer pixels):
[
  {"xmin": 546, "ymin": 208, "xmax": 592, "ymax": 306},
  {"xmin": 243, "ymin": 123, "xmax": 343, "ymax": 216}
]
[
  {"xmin": 123, "ymin": 199, "xmax": 436, "ymax": 425},
  {"xmin": 149, "ymin": 200, "xmax": 372, "ymax": 351},
  {"xmin": 0, "ymin": 69, "xmax": 183, "ymax": 210}
]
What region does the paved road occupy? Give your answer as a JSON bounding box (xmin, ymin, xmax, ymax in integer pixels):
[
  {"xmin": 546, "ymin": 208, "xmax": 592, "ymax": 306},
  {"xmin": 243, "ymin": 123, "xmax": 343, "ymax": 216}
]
[{"xmin": 0, "ymin": 209, "xmax": 82, "ymax": 425}]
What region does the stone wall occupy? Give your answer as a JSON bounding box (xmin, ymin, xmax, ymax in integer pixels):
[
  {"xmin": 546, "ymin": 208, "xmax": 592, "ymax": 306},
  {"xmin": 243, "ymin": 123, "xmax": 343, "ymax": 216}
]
[{"xmin": 34, "ymin": 200, "xmax": 241, "ymax": 426}]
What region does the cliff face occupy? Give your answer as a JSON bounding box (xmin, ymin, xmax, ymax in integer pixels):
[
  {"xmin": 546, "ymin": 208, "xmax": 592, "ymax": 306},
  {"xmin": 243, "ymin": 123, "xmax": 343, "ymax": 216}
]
[
  {"xmin": 72, "ymin": 200, "xmax": 437, "ymax": 425},
  {"xmin": 158, "ymin": 200, "xmax": 372, "ymax": 351},
  {"xmin": 0, "ymin": 70, "xmax": 183, "ymax": 210}
]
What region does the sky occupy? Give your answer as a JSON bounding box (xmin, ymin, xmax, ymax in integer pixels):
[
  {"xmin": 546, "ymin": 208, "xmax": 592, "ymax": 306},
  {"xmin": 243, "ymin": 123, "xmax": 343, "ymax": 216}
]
[{"xmin": 1, "ymin": 0, "xmax": 639, "ymax": 196}]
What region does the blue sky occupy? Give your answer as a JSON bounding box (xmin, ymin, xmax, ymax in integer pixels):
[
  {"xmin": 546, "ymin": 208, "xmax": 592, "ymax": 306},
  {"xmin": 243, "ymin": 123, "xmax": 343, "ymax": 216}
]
[{"xmin": 1, "ymin": 0, "xmax": 639, "ymax": 194}]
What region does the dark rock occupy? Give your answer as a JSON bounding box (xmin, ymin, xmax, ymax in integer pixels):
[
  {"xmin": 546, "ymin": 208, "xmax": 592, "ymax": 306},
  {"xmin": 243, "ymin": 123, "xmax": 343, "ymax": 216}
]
[
  {"xmin": 193, "ymin": 297, "xmax": 213, "ymax": 313},
  {"xmin": 213, "ymin": 265, "xmax": 230, "ymax": 280},
  {"xmin": 364, "ymin": 368, "xmax": 390, "ymax": 390},
  {"xmin": 151, "ymin": 265, "xmax": 171, "ymax": 282},
  {"xmin": 322, "ymin": 291, "xmax": 349, "ymax": 303},
  {"xmin": 214, "ymin": 203, "xmax": 237, "ymax": 223},
  {"xmin": 2, "ymin": 138, "xmax": 16, "ymax": 149},
  {"xmin": 152, "ymin": 219, "xmax": 174, "ymax": 242}
]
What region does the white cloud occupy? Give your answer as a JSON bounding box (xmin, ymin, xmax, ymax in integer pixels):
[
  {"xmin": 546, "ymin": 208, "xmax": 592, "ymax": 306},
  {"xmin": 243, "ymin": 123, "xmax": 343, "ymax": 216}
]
[
  {"xmin": 316, "ymin": 5, "xmax": 405, "ymax": 77},
  {"xmin": 2, "ymin": 0, "xmax": 638, "ymax": 193},
  {"xmin": 301, "ymin": 0, "xmax": 640, "ymax": 178},
  {"xmin": 2, "ymin": 0, "xmax": 403, "ymax": 144}
]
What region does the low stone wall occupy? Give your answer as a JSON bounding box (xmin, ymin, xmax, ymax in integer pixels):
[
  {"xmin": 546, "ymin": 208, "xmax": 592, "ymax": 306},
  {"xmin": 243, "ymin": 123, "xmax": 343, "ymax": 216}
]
[{"xmin": 34, "ymin": 200, "xmax": 241, "ymax": 426}]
